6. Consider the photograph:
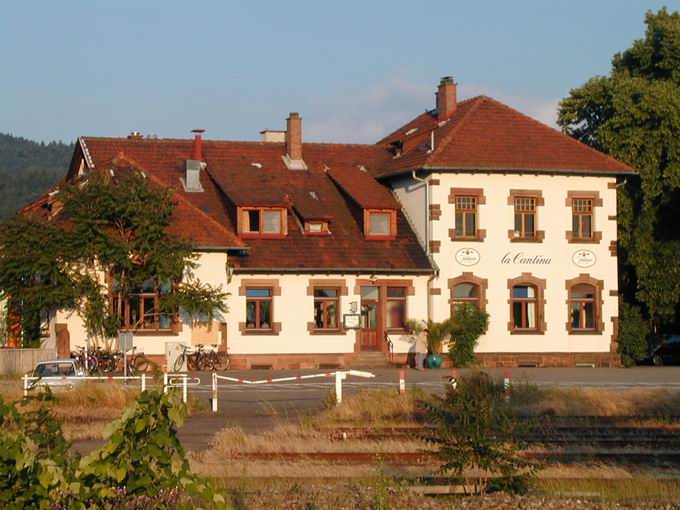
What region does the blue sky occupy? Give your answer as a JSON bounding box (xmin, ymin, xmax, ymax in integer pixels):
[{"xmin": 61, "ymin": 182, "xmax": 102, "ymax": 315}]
[{"xmin": 1, "ymin": 1, "xmax": 675, "ymax": 143}]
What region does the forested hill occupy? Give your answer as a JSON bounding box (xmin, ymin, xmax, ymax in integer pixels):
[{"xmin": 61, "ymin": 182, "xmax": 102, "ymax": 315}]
[{"xmin": 0, "ymin": 133, "xmax": 74, "ymax": 219}]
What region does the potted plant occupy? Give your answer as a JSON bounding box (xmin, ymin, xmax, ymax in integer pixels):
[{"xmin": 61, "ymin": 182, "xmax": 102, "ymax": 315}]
[{"xmin": 425, "ymin": 319, "xmax": 452, "ymax": 369}]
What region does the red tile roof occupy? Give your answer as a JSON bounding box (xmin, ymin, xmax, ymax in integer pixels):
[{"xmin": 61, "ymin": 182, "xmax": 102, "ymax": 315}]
[
  {"xmin": 375, "ymin": 96, "xmax": 634, "ymax": 178},
  {"xmin": 22, "ymin": 89, "xmax": 633, "ymax": 274},
  {"xmin": 75, "ymin": 137, "xmax": 431, "ymax": 272}
]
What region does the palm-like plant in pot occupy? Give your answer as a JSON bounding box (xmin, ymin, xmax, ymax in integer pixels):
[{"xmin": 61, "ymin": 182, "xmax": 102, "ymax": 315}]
[{"xmin": 424, "ymin": 319, "xmax": 452, "ymax": 368}]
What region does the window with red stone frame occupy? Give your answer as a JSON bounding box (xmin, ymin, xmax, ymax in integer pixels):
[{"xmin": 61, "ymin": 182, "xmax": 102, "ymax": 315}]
[
  {"xmin": 365, "ymin": 209, "xmax": 396, "ymax": 239},
  {"xmin": 313, "ymin": 288, "xmax": 340, "ymax": 330}
]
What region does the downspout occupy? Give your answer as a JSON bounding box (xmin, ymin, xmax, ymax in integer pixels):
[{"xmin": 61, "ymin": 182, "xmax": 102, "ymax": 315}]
[{"xmin": 411, "ymin": 170, "xmax": 436, "ymax": 322}]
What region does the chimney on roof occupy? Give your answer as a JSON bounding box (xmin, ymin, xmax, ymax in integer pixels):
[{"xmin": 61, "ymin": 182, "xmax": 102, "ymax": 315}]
[
  {"xmin": 283, "ymin": 112, "xmax": 307, "ymax": 170},
  {"xmin": 182, "ymin": 129, "xmax": 205, "ymax": 193},
  {"xmin": 260, "ymin": 129, "xmax": 286, "ymax": 143},
  {"xmin": 436, "ymin": 76, "xmax": 457, "ymax": 121},
  {"xmin": 192, "ymin": 129, "xmax": 205, "ymax": 161}
]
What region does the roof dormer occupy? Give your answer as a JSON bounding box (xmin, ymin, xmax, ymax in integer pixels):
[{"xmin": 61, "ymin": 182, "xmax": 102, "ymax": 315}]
[{"xmin": 237, "ymin": 206, "xmax": 287, "ymax": 238}]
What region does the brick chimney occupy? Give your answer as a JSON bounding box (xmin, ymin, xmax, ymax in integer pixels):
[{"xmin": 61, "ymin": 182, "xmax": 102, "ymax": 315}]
[
  {"xmin": 436, "ymin": 76, "xmax": 457, "ymax": 121},
  {"xmin": 286, "ymin": 113, "xmax": 303, "ymax": 160},
  {"xmin": 192, "ymin": 129, "xmax": 205, "ymax": 161},
  {"xmin": 283, "ymin": 112, "xmax": 307, "ymax": 170}
]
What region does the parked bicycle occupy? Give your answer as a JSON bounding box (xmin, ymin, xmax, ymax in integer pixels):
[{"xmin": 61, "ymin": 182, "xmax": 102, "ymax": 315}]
[
  {"xmin": 70, "ymin": 345, "xmax": 101, "ymax": 374},
  {"xmin": 173, "ymin": 343, "xmax": 230, "ymax": 372}
]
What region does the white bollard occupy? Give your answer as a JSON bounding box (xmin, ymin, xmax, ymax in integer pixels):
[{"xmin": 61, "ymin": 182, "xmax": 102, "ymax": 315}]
[
  {"xmin": 399, "ymin": 370, "xmax": 405, "ymax": 395},
  {"xmin": 503, "ymin": 367, "xmax": 511, "ymax": 392},
  {"xmin": 163, "ymin": 372, "xmax": 169, "ymax": 394},
  {"xmin": 450, "ymin": 369, "xmax": 458, "ymax": 390},
  {"xmin": 141, "ymin": 373, "xmax": 146, "ymax": 392},
  {"xmin": 335, "ymin": 371, "xmax": 343, "ymax": 405},
  {"xmin": 212, "ymin": 372, "xmax": 218, "ymax": 412},
  {"xmin": 23, "ymin": 374, "xmax": 29, "ymax": 397},
  {"xmin": 182, "ymin": 374, "xmax": 188, "ymax": 404}
]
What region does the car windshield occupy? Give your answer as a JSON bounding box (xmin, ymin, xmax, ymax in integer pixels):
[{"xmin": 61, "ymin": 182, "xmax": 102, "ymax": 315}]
[{"xmin": 35, "ymin": 363, "xmax": 76, "ymax": 377}]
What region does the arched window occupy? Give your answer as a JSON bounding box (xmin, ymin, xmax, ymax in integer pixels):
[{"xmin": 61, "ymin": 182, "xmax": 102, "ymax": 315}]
[
  {"xmin": 569, "ymin": 284, "xmax": 596, "ymax": 330},
  {"xmin": 452, "ymin": 282, "xmax": 480, "ymax": 308},
  {"xmin": 565, "ymin": 276, "xmax": 603, "ymax": 334},
  {"xmin": 511, "ymin": 284, "xmax": 538, "ymax": 330},
  {"xmin": 448, "ymin": 273, "xmax": 487, "ymax": 315}
]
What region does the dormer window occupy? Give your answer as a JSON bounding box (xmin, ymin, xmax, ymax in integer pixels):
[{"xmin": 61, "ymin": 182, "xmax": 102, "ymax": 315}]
[
  {"xmin": 304, "ymin": 221, "xmax": 329, "ymax": 235},
  {"xmin": 365, "ymin": 209, "xmax": 396, "ymax": 240},
  {"xmin": 239, "ymin": 207, "xmax": 286, "ymax": 237}
]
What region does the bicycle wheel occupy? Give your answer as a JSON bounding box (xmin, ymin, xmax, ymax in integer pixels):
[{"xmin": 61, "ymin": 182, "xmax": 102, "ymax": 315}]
[
  {"xmin": 173, "ymin": 352, "xmax": 186, "ymax": 372},
  {"xmin": 134, "ymin": 355, "xmax": 150, "ymax": 373},
  {"xmin": 214, "ymin": 352, "xmax": 230, "ymax": 371},
  {"xmin": 187, "ymin": 353, "xmax": 198, "ymax": 372}
]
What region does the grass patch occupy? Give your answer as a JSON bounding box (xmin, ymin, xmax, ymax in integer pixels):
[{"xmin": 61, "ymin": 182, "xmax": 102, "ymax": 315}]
[
  {"xmin": 0, "ymin": 380, "xmax": 205, "ymax": 440},
  {"xmin": 510, "ymin": 384, "xmax": 680, "ymax": 416},
  {"xmin": 535, "ymin": 476, "xmax": 680, "ymax": 503},
  {"xmin": 307, "ymin": 387, "xmax": 428, "ymax": 427}
]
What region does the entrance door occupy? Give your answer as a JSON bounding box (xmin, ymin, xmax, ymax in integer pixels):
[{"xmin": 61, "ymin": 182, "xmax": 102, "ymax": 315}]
[{"xmin": 360, "ymin": 286, "xmax": 381, "ymax": 351}]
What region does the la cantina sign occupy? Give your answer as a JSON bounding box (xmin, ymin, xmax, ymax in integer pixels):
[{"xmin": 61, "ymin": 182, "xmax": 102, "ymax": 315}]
[{"xmin": 501, "ymin": 252, "xmax": 551, "ymax": 265}]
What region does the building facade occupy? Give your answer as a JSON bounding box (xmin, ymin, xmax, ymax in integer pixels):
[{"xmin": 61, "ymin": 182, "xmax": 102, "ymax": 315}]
[{"xmin": 28, "ymin": 77, "xmax": 633, "ymax": 368}]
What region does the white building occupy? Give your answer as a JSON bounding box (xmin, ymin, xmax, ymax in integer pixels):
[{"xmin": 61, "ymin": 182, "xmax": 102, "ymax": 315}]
[{"xmin": 29, "ymin": 77, "xmax": 633, "ymax": 368}]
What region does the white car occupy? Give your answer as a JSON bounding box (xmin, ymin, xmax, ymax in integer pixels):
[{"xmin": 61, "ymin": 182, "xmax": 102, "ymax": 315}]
[{"xmin": 30, "ymin": 359, "xmax": 85, "ymax": 389}]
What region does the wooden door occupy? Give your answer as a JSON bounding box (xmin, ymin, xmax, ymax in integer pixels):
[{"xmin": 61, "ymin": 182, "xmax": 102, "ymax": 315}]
[{"xmin": 360, "ymin": 286, "xmax": 381, "ymax": 351}]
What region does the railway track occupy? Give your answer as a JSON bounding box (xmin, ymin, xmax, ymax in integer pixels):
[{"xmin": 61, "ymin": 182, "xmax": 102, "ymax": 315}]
[{"xmin": 227, "ymin": 418, "xmax": 680, "ymax": 467}]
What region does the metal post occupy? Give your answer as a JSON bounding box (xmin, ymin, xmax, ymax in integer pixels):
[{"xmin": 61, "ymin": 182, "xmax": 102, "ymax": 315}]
[
  {"xmin": 163, "ymin": 372, "xmax": 168, "ymax": 394},
  {"xmin": 84, "ymin": 337, "xmax": 89, "ymax": 374},
  {"xmin": 123, "ymin": 350, "xmax": 128, "ymax": 384},
  {"xmin": 335, "ymin": 371, "xmax": 343, "ymax": 405},
  {"xmin": 141, "ymin": 373, "xmax": 146, "ymax": 392},
  {"xmin": 182, "ymin": 374, "xmax": 188, "ymax": 404},
  {"xmin": 212, "ymin": 372, "xmax": 218, "ymax": 412},
  {"xmin": 503, "ymin": 367, "xmax": 511, "ymax": 392},
  {"xmin": 399, "ymin": 370, "xmax": 405, "ymax": 395},
  {"xmin": 23, "ymin": 374, "xmax": 28, "ymax": 397}
]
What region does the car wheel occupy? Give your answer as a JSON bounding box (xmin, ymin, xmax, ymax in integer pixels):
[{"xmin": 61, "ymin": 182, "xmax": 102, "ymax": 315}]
[{"xmin": 653, "ymin": 354, "xmax": 663, "ymax": 366}]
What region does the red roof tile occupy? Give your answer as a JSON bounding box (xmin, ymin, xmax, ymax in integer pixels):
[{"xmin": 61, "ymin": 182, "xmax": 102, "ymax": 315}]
[
  {"xmin": 76, "ymin": 137, "xmax": 431, "ymax": 272},
  {"xmin": 375, "ymin": 96, "xmax": 633, "ymax": 178}
]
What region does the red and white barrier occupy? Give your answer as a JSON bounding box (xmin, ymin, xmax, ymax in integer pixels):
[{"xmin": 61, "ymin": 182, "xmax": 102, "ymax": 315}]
[
  {"xmin": 211, "ymin": 369, "xmax": 375, "ymax": 412},
  {"xmin": 399, "ymin": 370, "xmax": 406, "ymax": 395}
]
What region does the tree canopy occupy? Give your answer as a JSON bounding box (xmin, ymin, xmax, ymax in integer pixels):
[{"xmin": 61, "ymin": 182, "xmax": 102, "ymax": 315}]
[
  {"xmin": 558, "ymin": 8, "xmax": 680, "ymax": 334},
  {"xmin": 0, "ymin": 172, "xmax": 228, "ymax": 346},
  {"xmin": 0, "ymin": 133, "xmax": 72, "ymax": 220}
]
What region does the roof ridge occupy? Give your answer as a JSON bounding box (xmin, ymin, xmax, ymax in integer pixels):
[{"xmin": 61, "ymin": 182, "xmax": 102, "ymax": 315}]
[
  {"xmin": 423, "ymin": 96, "xmax": 487, "ymax": 166},
  {"xmin": 472, "ymin": 96, "xmax": 633, "ymax": 171}
]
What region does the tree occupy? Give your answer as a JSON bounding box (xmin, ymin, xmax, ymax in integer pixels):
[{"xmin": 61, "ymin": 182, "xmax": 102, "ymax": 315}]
[
  {"xmin": 0, "ymin": 172, "xmax": 228, "ymax": 346},
  {"xmin": 558, "ymin": 9, "xmax": 680, "ymax": 338}
]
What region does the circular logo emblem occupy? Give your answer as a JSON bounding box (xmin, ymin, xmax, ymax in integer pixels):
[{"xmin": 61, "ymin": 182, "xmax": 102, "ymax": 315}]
[
  {"xmin": 455, "ymin": 248, "xmax": 481, "ymax": 266},
  {"xmin": 572, "ymin": 249, "xmax": 596, "ymax": 268}
]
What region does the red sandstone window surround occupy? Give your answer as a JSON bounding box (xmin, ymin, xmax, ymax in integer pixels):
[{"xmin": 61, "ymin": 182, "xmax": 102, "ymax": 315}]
[
  {"xmin": 507, "ymin": 274, "xmax": 547, "ymax": 334},
  {"xmin": 565, "ymin": 191, "xmax": 603, "ymax": 243},
  {"xmin": 448, "ymin": 188, "xmax": 486, "ymax": 242},
  {"xmin": 364, "ymin": 209, "xmax": 397, "ymax": 239},
  {"xmin": 245, "ymin": 287, "xmax": 273, "ymax": 330},
  {"xmin": 386, "ymin": 286, "xmax": 407, "ymax": 330},
  {"xmin": 565, "ymin": 275, "xmax": 604, "ymax": 334},
  {"xmin": 313, "ymin": 288, "xmax": 340, "ymax": 330},
  {"xmin": 507, "ymin": 190, "xmax": 545, "ymax": 242},
  {"xmin": 238, "ymin": 207, "xmax": 287, "ymax": 238}
]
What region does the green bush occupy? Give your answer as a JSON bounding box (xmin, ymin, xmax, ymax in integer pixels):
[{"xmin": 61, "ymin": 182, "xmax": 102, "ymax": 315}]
[
  {"xmin": 0, "ymin": 389, "xmax": 226, "ymax": 510},
  {"xmin": 618, "ymin": 302, "xmax": 650, "ymax": 367},
  {"xmin": 421, "ymin": 372, "xmax": 539, "ymax": 495},
  {"xmin": 449, "ymin": 304, "xmax": 489, "ymax": 367}
]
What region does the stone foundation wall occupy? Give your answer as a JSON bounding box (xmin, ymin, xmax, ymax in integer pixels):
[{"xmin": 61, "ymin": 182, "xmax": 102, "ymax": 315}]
[{"xmin": 474, "ymin": 352, "xmax": 621, "ymax": 368}]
